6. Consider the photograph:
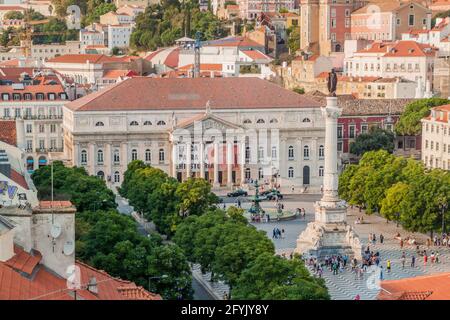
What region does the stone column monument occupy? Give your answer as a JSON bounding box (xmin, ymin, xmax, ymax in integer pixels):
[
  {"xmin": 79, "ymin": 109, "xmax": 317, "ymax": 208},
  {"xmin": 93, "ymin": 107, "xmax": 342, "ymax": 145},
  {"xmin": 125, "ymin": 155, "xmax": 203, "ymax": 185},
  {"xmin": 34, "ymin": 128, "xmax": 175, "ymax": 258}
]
[{"xmin": 295, "ymin": 95, "xmax": 362, "ymax": 260}]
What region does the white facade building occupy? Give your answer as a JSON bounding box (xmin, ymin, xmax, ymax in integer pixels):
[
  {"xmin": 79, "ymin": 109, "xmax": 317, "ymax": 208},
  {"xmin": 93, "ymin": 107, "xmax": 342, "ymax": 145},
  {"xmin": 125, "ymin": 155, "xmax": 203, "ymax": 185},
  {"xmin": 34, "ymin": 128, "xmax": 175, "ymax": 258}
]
[
  {"xmin": 63, "ymin": 77, "xmax": 326, "ymax": 191},
  {"xmin": 421, "ymin": 104, "xmax": 450, "ymax": 170}
]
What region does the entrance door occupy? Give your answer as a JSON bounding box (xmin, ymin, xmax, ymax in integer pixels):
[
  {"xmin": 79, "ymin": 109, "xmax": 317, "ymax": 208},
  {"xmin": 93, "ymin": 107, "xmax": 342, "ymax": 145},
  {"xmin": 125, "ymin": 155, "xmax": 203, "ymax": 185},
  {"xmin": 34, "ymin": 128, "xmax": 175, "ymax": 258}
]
[
  {"xmin": 303, "ymin": 166, "xmax": 310, "ymax": 185},
  {"xmin": 177, "ymin": 172, "xmax": 182, "ymax": 182},
  {"xmin": 218, "ymin": 171, "xmax": 223, "ymax": 185},
  {"xmin": 232, "ymin": 171, "xmax": 236, "ymax": 184},
  {"xmin": 205, "ymin": 171, "xmax": 209, "ymax": 183}
]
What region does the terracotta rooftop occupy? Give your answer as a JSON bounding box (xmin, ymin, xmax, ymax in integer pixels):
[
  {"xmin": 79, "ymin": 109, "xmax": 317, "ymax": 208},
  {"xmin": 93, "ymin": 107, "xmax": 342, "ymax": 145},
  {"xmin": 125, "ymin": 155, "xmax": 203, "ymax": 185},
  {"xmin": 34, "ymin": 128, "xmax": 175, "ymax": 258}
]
[
  {"xmin": 0, "ymin": 247, "xmax": 161, "ymax": 300},
  {"xmin": 203, "ymin": 36, "xmax": 264, "ymax": 48},
  {"xmin": 38, "ymin": 201, "xmax": 74, "ymax": 209},
  {"xmin": 65, "ymin": 77, "xmax": 322, "ymax": 112},
  {"xmin": 10, "ymin": 168, "xmax": 29, "ymax": 190},
  {"xmin": 424, "ymin": 103, "xmax": 450, "ymax": 122},
  {"xmin": 46, "ymin": 54, "xmax": 131, "ymax": 64},
  {"xmin": 378, "ymin": 272, "xmax": 450, "ymax": 300},
  {"xmin": 0, "ymin": 121, "xmax": 16, "ymax": 146},
  {"xmin": 178, "ymin": 63, "xmax": 223, "ymax": 71},
  {"xmin": 241, "ymin": 49, "xmax": 272, "ymax": 61}
]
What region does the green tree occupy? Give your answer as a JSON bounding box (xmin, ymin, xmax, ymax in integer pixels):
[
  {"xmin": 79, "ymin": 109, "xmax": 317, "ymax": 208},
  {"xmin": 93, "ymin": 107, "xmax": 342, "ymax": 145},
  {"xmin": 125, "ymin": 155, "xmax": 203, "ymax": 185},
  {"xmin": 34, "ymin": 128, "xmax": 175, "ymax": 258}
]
[
  {"xmin": 84, "ymin": 2, "xmax": 116, "ymax": 25},
  {"xmin": 4, "ymin": 11, "xmax": 24, "ymax": 20},
  {"xmin": 349, "ymin": 127, "xmax": 395, "ymax": 156},
  {"xmin": 380, "ymin": 182, "xmax": 410, "ymax": 223},
  {"xmin": 287, "ymin": 26, "xmax": 300, "ymax": 54},
  {"xmin": 395, "ymin": 98, "xmax": 449, "ymax": 136},
  {"xmin": 176, "ymin": 177, "xmax": 219, "ymax": 217}
]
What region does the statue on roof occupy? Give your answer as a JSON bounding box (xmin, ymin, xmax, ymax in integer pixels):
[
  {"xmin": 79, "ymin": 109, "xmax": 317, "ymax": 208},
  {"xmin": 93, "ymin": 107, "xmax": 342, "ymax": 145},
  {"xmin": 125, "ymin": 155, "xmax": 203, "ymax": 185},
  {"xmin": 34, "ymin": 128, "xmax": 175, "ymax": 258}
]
[{"xmin": 327, "ymin": 68, "xmax": 338, "ymax": 97}]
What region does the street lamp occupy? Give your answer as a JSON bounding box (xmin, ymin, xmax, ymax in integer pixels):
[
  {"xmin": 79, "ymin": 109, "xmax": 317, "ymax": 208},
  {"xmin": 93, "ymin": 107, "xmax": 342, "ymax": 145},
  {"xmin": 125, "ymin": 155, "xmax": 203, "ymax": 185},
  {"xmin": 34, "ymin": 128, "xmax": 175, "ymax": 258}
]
[{"xmin": 440, "ymin": 201, "xmax": 448, "ymax": 236}]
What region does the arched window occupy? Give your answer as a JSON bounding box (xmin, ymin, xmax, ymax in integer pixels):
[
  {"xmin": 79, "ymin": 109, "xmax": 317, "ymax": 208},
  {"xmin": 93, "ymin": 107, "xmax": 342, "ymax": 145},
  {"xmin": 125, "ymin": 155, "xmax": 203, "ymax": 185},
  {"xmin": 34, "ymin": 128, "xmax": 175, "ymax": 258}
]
[
  {"xmin": 157, "ymin": 120, "xmax": 166, "ymax": 126},
  {"xmin": 144, "ymin": 120, "xmax": 152, "ymax": 126},
  {"xmin": 256, "ymin": 119, "xmax": 265, "ymax": 124},
  {"xmin": 97, "ymin": 149, "xmax": 103, "ymax": 164},
  {"xmin": 145, "ymin": 149, "xmax": 151, "ymax": 162},
  {"xmin": 243, "ymin": 119, "xmax": 252, "ymax": 124},
  {"xmin": 288, "ymin": 167, "xmax": 294, "ymax": 178},
  {"xmin": 95, "ymin": 121, "xmax": 104, "ymax": 127},
  {"xmin": 258, "ymin": 167, "xmax": 264, "ymax": 179},
  {"xmin": 97, "ymin": 171, "xmax": 105, "ymax": 180},
  {"xmin": 130, "ymin": 121, "xmax": 139, "ymax": 126},
  {"xmin": 245, "ymin": 167, "xmax": 251, "ymax": 180},
  {"xmin": 302, "ymin": 118, "xmax": 311, "ymax": 123},
  {"xmin": 319, "ymin": 166, "xmax": 324, "ymax": 177},
  {"xmin": 271, "ymin": 146, "xmax": 277, "ymax": 159},
  {"xmin": 303, "ymin": 145, "xmax": 310, "ymax": 159},
  {"xmin": 159, "ymin": 148, "xmax": 165, "ymax": 162},
  {"xmin": 38, "ymin": 156, "xmax": 47, "ymax": 168},
  {"xmin": 288, "ymin": 145, "xmax": 294, "ymax": 160},
  {"xmin": 319, "ymin": 145, "xmax": 324, "ymax": 159},
  {"xmin": 113, "ymin": 149, "xmax": 120, "ymax": 164},
  {"xmin": 114, "ymin": 171, "xmax": 120, "ymax": 183},
  {"xmin": 131, "ymin": 149, "xmax": 138, "ymax": 161},
  {"xmin": 269, "ymin": 118, "xmax": 278, "ymax": 124},
  {"xmin": 81, "ymin": 150, "xmax": 87, "ymax": 164}
]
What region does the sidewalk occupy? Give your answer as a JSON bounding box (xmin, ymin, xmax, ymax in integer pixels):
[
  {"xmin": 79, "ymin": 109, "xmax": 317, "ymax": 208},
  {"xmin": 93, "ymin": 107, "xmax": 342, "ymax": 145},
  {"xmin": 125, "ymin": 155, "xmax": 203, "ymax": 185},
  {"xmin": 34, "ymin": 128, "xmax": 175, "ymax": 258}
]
[{"xmin": 191, "ymin": 264, "xmax": 228, "ymax": 300}]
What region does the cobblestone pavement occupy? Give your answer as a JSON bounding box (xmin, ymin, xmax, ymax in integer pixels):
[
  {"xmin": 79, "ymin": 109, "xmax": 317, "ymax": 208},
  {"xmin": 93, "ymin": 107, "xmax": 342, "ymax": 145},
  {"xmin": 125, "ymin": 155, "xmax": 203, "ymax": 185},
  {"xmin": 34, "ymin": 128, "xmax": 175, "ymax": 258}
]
[{"xmin": 223, "ymin": 196, "xmax": 450, "ymax": 300}]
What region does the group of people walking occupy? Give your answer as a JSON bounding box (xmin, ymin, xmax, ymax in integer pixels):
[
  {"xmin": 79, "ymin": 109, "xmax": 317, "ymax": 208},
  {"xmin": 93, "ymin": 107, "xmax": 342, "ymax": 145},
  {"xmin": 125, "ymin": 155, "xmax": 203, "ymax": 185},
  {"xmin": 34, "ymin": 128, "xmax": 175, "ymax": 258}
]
[{"xmin": 272, "ymin": 227, "xmax": 285, "ymax": 239}]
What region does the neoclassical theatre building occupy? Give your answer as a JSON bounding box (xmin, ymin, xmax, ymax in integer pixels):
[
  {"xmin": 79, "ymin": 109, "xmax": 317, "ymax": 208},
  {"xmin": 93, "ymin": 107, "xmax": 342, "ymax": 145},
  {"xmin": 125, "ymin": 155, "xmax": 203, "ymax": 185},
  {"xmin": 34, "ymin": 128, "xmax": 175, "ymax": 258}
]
[{"xmin": 63, "ymin": 77, "xmax": 326, "ymax": 190}]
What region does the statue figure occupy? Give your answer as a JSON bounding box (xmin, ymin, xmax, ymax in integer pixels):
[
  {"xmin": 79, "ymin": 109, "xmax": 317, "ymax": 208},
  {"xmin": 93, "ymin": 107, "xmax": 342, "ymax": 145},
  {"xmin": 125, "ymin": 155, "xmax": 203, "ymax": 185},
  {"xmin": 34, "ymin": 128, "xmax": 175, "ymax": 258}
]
[{"xmin": 327, "ymin": 68, "xmax": 338, "ymax": 97}]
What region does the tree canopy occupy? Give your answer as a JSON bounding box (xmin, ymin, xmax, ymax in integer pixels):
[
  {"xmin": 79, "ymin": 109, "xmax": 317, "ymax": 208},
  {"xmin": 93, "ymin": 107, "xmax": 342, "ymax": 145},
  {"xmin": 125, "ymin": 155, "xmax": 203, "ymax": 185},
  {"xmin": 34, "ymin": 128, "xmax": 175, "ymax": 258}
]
[
  {"xmin": 349, "ymin": 127, "xmax": 395, "ymax": 156},
  {"xmin": 395, "ymin": 98, "xmax": 449, "ymax": 136}
]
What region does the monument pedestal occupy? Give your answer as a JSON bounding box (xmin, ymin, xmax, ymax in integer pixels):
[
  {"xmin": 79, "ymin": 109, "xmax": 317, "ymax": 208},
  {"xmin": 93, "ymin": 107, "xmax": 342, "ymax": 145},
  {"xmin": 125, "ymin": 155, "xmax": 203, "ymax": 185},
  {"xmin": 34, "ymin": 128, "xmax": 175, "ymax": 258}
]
[{"xmin": 295, "ymin": 201, "xmax": 362, "ymax": 259}]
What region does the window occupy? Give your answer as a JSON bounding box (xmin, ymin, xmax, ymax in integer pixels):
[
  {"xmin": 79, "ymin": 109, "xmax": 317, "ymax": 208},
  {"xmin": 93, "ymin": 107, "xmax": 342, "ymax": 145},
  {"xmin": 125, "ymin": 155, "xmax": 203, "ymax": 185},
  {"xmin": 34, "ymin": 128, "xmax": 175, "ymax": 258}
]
[
  {"xmin": 349, "ymin": 125, "xmax": 356, "ymax": 138},
  {"xmin": 26, "ymin": 124, "xmax": 32, "ymax": 133},
  {"xmin": 409, "ymin": 14, "xmax": 414, "ymax": 26},
  {"xmin": 81, "ymin": 150, "xmax": 87, "ymax": 164},
  {"xmin": 131, "ymin": 149, "xmax": 138, "ymax": 161},
  {"xmin": 288, "ymin": 145, "xmax": 294, "ymax": 160},
  {"xmin": 243, "ymin": 119, "xmax": 252, "ymax": 124},
  {"xmin": 157, "ymin": 120, "xmax": 166, "ymax": 126},
  {"xmin": 245, "ymin": 146, "xmax": 250, "ymax": 160},
  {"xmin": 114, "ymin": 171, "xmax": 120, "ymax": 183},
  {"xmin": 303, "ymin": 145, "xmax": 310, "ymax": 159},
  {"xmin": 39, "ymin": 124, "xmax": 45, "ymax": 133},
  {"xmin": 270, "ymin": 118, "xmax": 278, "ymax": 124},
  {"xmin": 95, "ymin": 121, "xmax": 104, "ymax": 127},
  {"xmin": 337, "ymin": 126, "xmax": 343, "ymax": 139},
  {"xmin": 258, "ymin": 167, "xmax": 264, "ymax": 179},
  {"xmin": 337, "ymin": 141, "xmax": 343, "ymax": 152},
  {"xmin": 159, "ymin": 148, "xmax": 165, "ymax": 162},
  {"xmin": 97, "ymin": 150, "xmax": 104, "ymax": 164},
  {"xmin": 3, "ymin": 108, "xmax": 10, "ymax": 118},
  {"xmin": 258, "ymin": 146, "xmax": 264, "ymax": 160},
  {"xmin": 130, "ymin": 121, "xmax": 139, "ymax": 126},
  {"xmin": 144, "ymin": 121, "xmax": 152, "ymax": 126},
  {"xmin": 271, "ymin": 146, "xmax": 277, "ymax": 159},
  {"xmin": 50, "ymin": 124, "xmax": 56, "ymax": 133},
  {"xmin": 36, "ymin": 93, "xmax": 44, "ymax": 100},
  {"xmin": 13, "ymin": 93, "xmax": 21, "ymax": 101},
  {"xmin": 288, "ymin": 167, "xmax": 294, "ymax": 178},
  {"xmin": 361, "ymin": 124, "xmax": 368, "ymax": 134},
  {"xmin": 14, "ymin": 109, "xmax": 21, "ymax": 118},
  {"xmin": 97, "ymin": 171, "xmax": 105, "ymax": 180},
  {"xmin": 256, "ymin": 119, "xmax": 265, "ymax": 124},
  {"xmin": 241, "ymin": 167, "xmax": 249, "ymax": 180},
  {"xmin": 2, "ymin": 93, "xmax": 9, "ymax": 101},
  {"xmin": 145, "ymin": 149, "xmax": 151, "ymax": 162},
  {"xmin": 113, "ymin": 149, "xmax": 120, "ymax": 164},
  {"xmin": 319, "ymin": 166, "xmax": 324, "ymax": 177},
  {"xmin": 302, "ymin": 118, "xmax": 311, "ymax": 123},
  {"xmin": 319, "ymin": 145, "xmax": 324, "ymax": 159}
]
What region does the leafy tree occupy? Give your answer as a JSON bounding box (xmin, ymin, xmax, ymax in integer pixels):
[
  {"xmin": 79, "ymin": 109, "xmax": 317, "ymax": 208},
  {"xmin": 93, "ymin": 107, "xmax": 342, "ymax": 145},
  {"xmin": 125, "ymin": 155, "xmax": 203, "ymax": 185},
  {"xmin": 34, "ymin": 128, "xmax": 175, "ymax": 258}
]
[
  {"xmin": 232, "ymin": 253, "xmax": 329, "ymax": 300},
  {"xmin": 380, "ymin": 182, "xmax": 410, "ymax": 223},
  {"xmin": 31, "ymin": 161, "xmax": 116, "ymax": 212},
  {"xmin": 4, "ymin": 11, "xmax": 24, "ymax": 20},
  {"xmin": 84, "ymin": 2, "xmax": 116, "ymax": 25},
  {"xmin": 395, "ymin": 98, "xmax": 449, "ymax": 136},
  {"xmin": 287, "ymin": 26, "xmax": 300, "ymax": 54},
  {"xmin": 349, "ymin": 127, "xmax": 395, "ymax": 156},
  {"xmin": 293, "ymin": 87, "xmax": 305, "ymax": 94},
  {"xmin": 176, "ymin": 177, "xmax": 219, "ymax": 217}
]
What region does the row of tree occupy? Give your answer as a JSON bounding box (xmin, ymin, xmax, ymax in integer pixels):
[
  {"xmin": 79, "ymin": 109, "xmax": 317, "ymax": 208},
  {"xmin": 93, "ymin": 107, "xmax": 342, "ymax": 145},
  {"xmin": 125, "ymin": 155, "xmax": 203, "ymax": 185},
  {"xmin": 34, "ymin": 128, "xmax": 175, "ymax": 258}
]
[
  {"xmin": 119, "ymin": 160, "xmax": 219, "ymax": 236},
  {"xmin": 31, "ymin": 161, "xmax": 193, "ymax": 299},
  {"xmin": 173, "ymin": 209, "xmax": 330, "ymax": 299},
  {"xmin": 339, "ymin": 150, "xmax": 450, "ymax": 236}
]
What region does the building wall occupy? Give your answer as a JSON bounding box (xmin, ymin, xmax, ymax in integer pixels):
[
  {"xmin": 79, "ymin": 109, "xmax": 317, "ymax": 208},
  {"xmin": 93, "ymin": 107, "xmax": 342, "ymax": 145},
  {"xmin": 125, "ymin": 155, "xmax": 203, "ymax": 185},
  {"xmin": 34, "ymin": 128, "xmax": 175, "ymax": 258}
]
[
  {"xmin": 422, "ymin": 112, "xmax": 450, "ymax": 170},
  {"xmin": 31, "ymin": 41, "xmax": 81, "ymax": 62}
]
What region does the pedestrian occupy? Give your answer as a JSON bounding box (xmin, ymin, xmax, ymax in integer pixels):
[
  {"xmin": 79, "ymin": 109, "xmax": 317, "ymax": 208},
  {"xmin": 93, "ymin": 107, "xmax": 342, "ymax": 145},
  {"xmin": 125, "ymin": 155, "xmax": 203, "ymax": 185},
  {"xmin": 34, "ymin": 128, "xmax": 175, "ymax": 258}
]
[
  {"xmin": 267, "ymin": 214, "xmax": 270, "ymax": 223},
  {"xmin": 372, "ymin": 234, "xmax": 377, "ymax": 245},
  {"xmin": 281, "ymin": 228, "xmax": 285, "ymax": 239},
  {"xmin": 386, "ymin": 260, "xmax": 391, "ymax": 273},
  {"xmin": 379, "ymin": 266, "xmax": 384, "ymax": 280},
  {"xmin": 237, "ymin": 199, "xmax": 241, "ymax": 208},
  {"xmin": 223, "ymin": 203, "xmax": 226, "ymax": 210},
  {"xmin": 411, "ymin": 255, "xmax": 416, "ymax": 268},
  {"xmin": 436, "ymin": 252, "xmax": 440, "ymax": 264},
  {"xmin": 354, "ymin": 294, "xmax": 360, "ymax": 300},
  {"xmin": 369, "ymin": 233, "xmax": 373, "ymax": 243},
  {"xmin": 401, "ymin": 252, "xmax": 406, "ymax": 269},
  {"xmin": 424, "ymin": 253, "xmax": 428, "ymax": 266},
  {"xmin": 400, "ymin": 239, "xmax": 404, "ymax": 248},
  {"xmin": 380, "ymin": 234, "xmax": 384, "ymax": 244},
  {"xmin": 272, "ymin": 228, "xmax": 276, "ymax": 239}
]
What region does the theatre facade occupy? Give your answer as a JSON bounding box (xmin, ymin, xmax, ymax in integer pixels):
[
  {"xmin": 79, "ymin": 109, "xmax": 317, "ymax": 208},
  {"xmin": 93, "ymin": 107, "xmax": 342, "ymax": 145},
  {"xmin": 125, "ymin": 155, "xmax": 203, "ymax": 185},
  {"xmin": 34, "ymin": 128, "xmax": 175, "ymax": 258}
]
[{"xmin": 63, "ymin": 77, "xmax": 326, "ymax": 190}]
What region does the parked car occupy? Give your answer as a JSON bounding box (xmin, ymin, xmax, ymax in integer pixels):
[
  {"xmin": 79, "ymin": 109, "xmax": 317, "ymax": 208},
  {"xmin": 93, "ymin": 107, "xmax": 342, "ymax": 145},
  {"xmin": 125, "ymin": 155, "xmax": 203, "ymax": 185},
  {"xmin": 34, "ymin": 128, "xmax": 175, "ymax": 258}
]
[
  {"xmin": 260, "ymin": 189, "xmax": 283, "ymax": 200},
  {"xmin": 227, "ymin": 189, "xmax": 248, "ymax": 197}
]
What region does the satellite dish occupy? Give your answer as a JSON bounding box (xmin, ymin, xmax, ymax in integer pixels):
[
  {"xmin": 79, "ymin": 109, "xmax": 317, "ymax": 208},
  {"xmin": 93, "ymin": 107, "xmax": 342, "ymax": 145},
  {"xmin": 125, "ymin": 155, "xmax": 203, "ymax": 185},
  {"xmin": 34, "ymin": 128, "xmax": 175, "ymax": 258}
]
[
  {"xmin": 50, "ymin": 223, "xmax": 62, "ymax": 238},
  {"xmin": 63, "ymin": 240, "xmax": 75, "ymax": 256}
]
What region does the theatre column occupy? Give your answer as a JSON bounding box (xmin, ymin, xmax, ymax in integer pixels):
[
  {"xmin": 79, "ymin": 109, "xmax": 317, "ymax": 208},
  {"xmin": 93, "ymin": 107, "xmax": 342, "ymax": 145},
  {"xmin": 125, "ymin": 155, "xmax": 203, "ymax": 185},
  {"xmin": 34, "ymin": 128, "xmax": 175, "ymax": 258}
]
[
  {"xmin": 240, "ymin": 140, "xmax": 246, "ymax": 186},
  {"xmin": 213, "ymin": 141, "xmax": 220, "ymax": 187},
  {"xmin": 171, "ymin": 143, "xmax": 177, "ymax": 179},
  {"xmin": 186, "ymin": 142, "xmax": 191, "ymax": 180},
  {"xmin": 227, "ymin": 141, "xmax": 233, "ymax": 188},
  {"xmin": 200, "ymin": 142, "xmax": 205, "ymax": 179}
]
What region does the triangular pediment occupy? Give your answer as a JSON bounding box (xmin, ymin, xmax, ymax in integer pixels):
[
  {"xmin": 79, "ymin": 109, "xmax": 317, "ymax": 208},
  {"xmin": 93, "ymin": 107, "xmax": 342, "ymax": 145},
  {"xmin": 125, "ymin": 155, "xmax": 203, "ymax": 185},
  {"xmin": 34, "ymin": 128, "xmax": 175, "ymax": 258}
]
[{"xmin": 175, "ymin": 113, "xmax": 243, "ymax": 131}]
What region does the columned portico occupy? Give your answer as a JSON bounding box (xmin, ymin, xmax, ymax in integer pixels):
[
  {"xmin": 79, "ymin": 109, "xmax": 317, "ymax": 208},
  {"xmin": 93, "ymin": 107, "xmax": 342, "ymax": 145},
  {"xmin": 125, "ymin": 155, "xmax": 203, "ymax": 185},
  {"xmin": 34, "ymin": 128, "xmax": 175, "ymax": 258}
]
[{"xmin": 213, "ymin": 142, "xmax": 220, "ymax": 187}]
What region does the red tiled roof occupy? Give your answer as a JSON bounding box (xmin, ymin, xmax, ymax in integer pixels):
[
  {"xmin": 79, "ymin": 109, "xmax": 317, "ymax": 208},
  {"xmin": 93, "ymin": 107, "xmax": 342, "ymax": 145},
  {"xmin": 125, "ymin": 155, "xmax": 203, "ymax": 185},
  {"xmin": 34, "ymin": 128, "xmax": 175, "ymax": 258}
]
[
  {"xmin": 164, "ymin": 48, "xmax": 180, "ymax": 69},
  {"xmin": 0, "ymin": 120, "xmax": 16, "ymax": 146},
  {"xmin": 378, "ymin": 273, "xmax": 450, "ymax": 300},
  {"xmin": 241, "ymin": 50, "xmax": 271, "ymax": 61},
  {"xmin": 102, "ymin": 69, "xmax": 134, "ymax": 79},
  {"xmin": 0, "ymin": 248, "xmax": 161, "ymax": 300},
  {"xmin": 46, "ymin": 54, "xmax": 129, "ymax": 64},
  {"xmin": 384, "ymin": 41, "xmax": 437, "ymax": 57},
  {"xmin": 178, "ymin": 63, "xmax": 223, "ymax": 71},
  {"xmin": 65, "ymin": 77, "xmax": 322, "ymax": 112},
  {"xmin": 10, "ymin": 169, "xmax": 29, "ymax": 190},
  {"xmin": 424, "ymin": 103, "xmax": 450, "ymax": 122},
  {"xmin": 38, "ymin": 201, "xmax": 74, "ymax": 209}
]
